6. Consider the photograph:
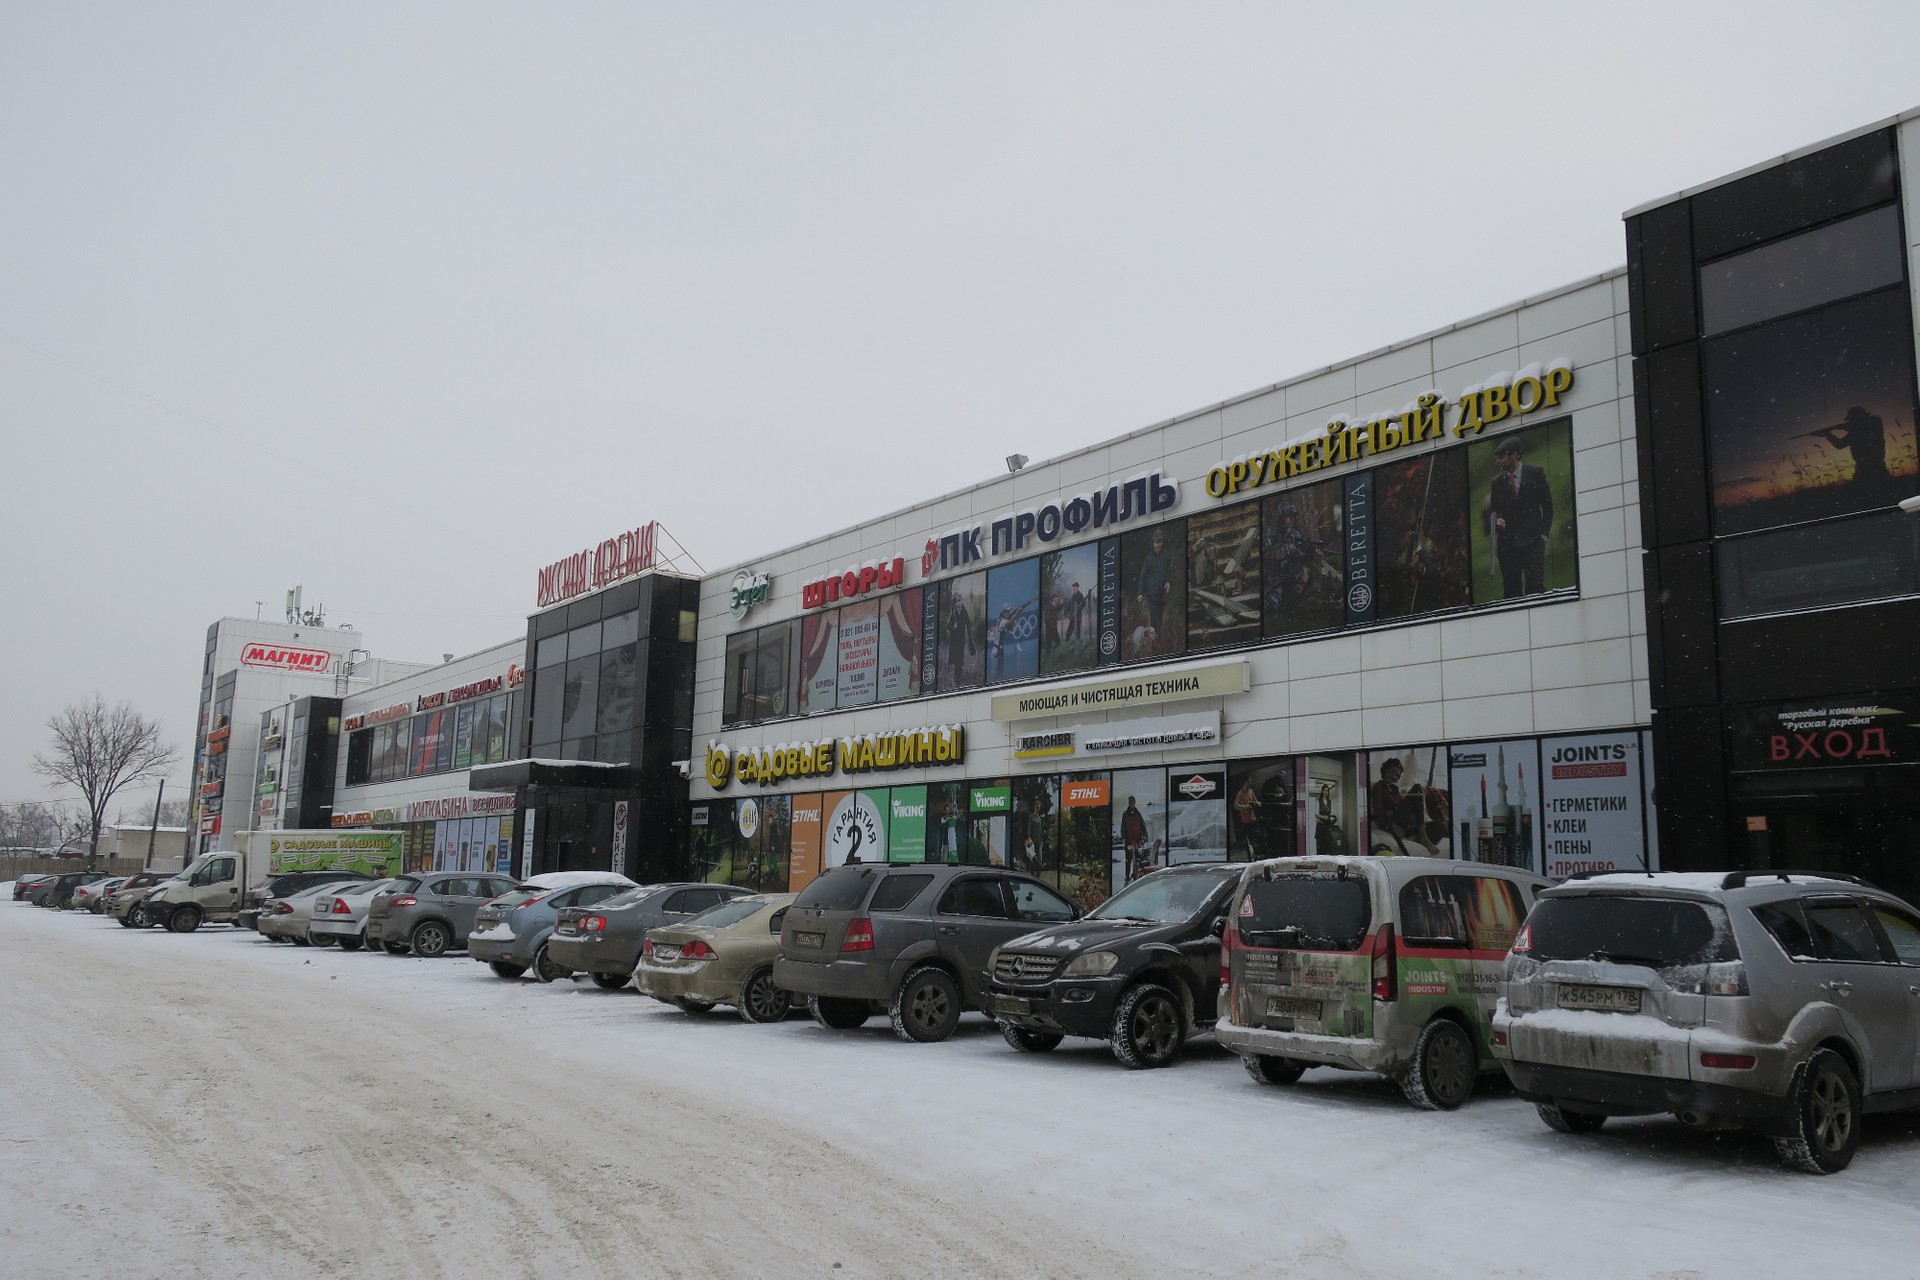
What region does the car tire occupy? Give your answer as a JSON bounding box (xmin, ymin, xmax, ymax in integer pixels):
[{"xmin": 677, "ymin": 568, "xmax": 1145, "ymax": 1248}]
[
  {"xmin": 490, "ymin": 961, "xmax": 528, "ymax": 979},
  {"xmin": 675, "ymin": 997, "xmax": 716, "ymax": 1014},
  {"xmin": 292, "ymin": 935, "xmax": 312, "ymax": 947},
  {"xmin": 1110, "ymin": 983, "xmax": 1185, "ymax": 1070},
  {"xmin": 1537, "ymin": 1102, "xmax": 1607, "ymax": 1134},
  {"xmin": 337, "ymin": 935, "xmax": 363, "ymax": 952},
  {"xmin": 117, "ymin": 912, "xmax": 138, "ymax": 928},
  {"xmin": 808, "ymin": 995, "xmax": 872, "ymax": 1031},
  {"xmin": 1242, "ymin": 1053, "xmax": 1307, "ymax": 1086},
  {"xmin": 890, "ymin": 966, "xmax": 963, "ymax": 1044},
  {"xmin": 410, "ymin": 921, "xmax": 452, "ymax": 959},
  {"xmin": 998, "ymin": 1021, "xmax": 1063, "ymax": 1054},
  {"xmin": 384, "ymin": 941, "xmax": 411, "ymax": 955},
  {"xmin": 739, "ymin": 968, "xmax": 792, "ymax": 1023},
  {"xmin": 128, "ymin": 904, "xmax": 147, "ymax": 928},
  {"xmin": 1774, "ymin": 1049, "xmax": 1861, "ymax": 1175},
  {"xmin": 589, "ymin": 970, "xmax": 630, "ymax": 990},
  {"xmin": 532, "ymin": 944, "xmax": 572, "ymax": 983},
  {"xmin": 166, "ymin": 905, "xmax": 202, "ymax": 934},
  {"xmin": 1401, "ymin": 1017, "xmax": 1476, "ymax": 1111}
]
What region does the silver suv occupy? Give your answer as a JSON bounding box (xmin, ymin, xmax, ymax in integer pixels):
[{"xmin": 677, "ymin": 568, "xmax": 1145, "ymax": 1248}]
[{"xmin": 1493, "ymin": 870, "xmax": 1920, "ymax": 1174}]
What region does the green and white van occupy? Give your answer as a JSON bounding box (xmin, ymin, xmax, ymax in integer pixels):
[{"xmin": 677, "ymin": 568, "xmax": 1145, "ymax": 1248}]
[{"xmin": 1217, "ymin": 856, "xmax": 1548, "ymax": 1109}]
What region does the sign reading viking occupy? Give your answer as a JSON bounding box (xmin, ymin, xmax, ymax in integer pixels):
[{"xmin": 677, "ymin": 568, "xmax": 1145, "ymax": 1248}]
[{"xmin": 704, "ymin": 725, "xmax": 965, "ymax": 789}]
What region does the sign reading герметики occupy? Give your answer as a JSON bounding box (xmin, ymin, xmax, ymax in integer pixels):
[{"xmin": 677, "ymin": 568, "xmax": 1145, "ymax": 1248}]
[
  {"xmin": 1014, "ymin": 711, "xmax": 1222, "ymax": 761},
  {"xmin": 990, "ymin": 660, "xmax": 1249, "ymax": 722}
]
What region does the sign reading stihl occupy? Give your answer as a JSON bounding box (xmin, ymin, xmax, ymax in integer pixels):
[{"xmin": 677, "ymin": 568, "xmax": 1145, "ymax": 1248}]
[
  {"xmin": 240, "ymin": 643, "xmax": 333, "ymax": 673},
  {"xmin": 536, "ymin": 521, "xmax": 657, "ymax": 608}
]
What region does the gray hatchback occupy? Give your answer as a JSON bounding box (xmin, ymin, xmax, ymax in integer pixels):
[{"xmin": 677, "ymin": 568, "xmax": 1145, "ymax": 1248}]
[
  {"xmin": 547, "ymin": 882, "xmax": 753, "ymax": 986},
  {"xmin": 366, "ymin": 871, "xmax": 521, "ymax": 958},
  {"xmin": 774, "ymin": 863, "xmax": 1079, "ymax": 1043},
  {"xmin": 1494, "ymin": 870, "xmax": 1920, "ymax": 1173}
]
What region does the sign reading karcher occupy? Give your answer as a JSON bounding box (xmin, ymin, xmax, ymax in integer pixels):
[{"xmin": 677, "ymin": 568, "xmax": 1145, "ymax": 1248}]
[
  {"xmin": 264, "ymin": 830, "xmax": 403, "ymax": 876},
  {"xmin": 990, "ymin": 660, "xmax": 1249, "ymax": 722}
]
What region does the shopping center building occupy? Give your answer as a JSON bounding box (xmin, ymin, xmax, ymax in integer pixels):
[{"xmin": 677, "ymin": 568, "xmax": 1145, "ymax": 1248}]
[{"xmin": 690, "ymin": 270, "xmax": 1653, "ymax": 910}]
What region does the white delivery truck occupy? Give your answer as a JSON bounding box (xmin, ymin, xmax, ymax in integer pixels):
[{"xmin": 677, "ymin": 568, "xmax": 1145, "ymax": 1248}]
[{"xmin": 142, "ymin": 830, "xmax": 404, "ymax": 933}]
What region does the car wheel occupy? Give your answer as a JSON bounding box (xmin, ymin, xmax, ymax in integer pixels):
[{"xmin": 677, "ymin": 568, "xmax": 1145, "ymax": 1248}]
[
  {"xmin": 1401, "ymin": 1017, "xmax": 1476, "ymax": 1111},
  {"xmin": 528, "ymin": 943, "xmax": 571, "ymax": 983},
  {"xmin": 1774, "ymin": 1049, "xmax": 1861, "ymax": 1174},
  {"xmin": 675, "ymin": 997, "xmax": 717, "ymax": 1014},
  {"xmin": 384, "ymin": 941, "xmax": 411, "ymax": 955},
  {"xmin": 310, "ymin": 933, "xmax": 337, "ymax": 948},
  {"xmin": 589, "ymin": 970, "xmax": 630, "ymax": 990},
  {"xmin": 292, "ymin": 935, "xmax": 312, "ymax": 947},
  {"xmin": 127, "ymin": 905, "xmax": 147, "ymax": 928},
  {"xmin": 998, "ymin": 1021, "xmax": 1063, "ymax": 1053},
  {"xmin": 808, "ymin": 995, "xmax": 872, "ymax": 1030},
  {"xmin": 739, "ymin": 968, "xmax": 792, "ymax": 1023},
  {"xmin": 489, "ymin": 961, "xmax": 528, "ymax": 979},
  {"xmin": 1537, "ymin": 1102, "xmax": 1607, "ymax": 1134},
  {"xmin": 117, "ymin": 911, "xmax": 138, "ymax": 929},
  {"xmin": 337, "ymin": 935, "xmax": 363, "ymax": 952},
  {"xmin": 1110, "ymin": 983, "xmax": 1185, "ymax": 1070},
  {"xmin": 166, "ymin": 905, "xmax": 202, "ymax": 934},
  {"xmin": 1242, "ymin": 1054, "xmax": 1307, "ymax": 1086},
  {"xmin": 890, "ymin": 966, "xmax": 963, "ymax": 1044},
  {"xmin": 410, "ymin": 921, "xmax": 452, "ymax": 959}
]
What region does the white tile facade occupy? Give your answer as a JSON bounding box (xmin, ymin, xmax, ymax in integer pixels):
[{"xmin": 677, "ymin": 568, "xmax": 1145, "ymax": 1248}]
[{"xmin": 690, "ymin": 270, "xmax": 1646, "ymax": 801}]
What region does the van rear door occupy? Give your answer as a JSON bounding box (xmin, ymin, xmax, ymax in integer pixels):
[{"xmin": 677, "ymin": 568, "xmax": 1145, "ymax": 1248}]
[{"xmin": 1229, "ymin": 869, "xmax": 1375, "ymax": 1037}]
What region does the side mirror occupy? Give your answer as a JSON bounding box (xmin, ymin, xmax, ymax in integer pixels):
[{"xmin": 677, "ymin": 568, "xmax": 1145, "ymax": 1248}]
[
  {"xmin": 1070, "ymin": 905, "xmax": 1084, "ymax": 920},
  {"xmin": 1210, "ymin": 916, "xmax": 1227, "ymax": 938}
]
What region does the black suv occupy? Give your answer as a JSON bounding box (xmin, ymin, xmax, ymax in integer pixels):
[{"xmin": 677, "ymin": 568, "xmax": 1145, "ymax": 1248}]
[
  {"xmin": 240, "ymin": 869, "xmax": 378, "ymax": 929},
  {"xmin": 775, "ymin": 863, "xmax": 1080, "ymax": 1043},
  {"xmin": 985, "ymin": 864, "xmax": 1241, "ymax": 1068}
]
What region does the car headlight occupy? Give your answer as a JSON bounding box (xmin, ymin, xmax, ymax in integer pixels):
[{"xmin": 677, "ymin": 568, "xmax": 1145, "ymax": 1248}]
[
  {"xmin": 987, "ymin": 946, "xmax": 1001, "ymax": 969},
  {"xmin": 1062, "ymin": 950, "xmax": 1119, "ymax": 978}
]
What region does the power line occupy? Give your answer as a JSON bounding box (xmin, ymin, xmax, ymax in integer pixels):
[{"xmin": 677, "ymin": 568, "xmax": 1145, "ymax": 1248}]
[{"xmin": 0, "ymin": 326, "xmax": 537, "ymax": 569}]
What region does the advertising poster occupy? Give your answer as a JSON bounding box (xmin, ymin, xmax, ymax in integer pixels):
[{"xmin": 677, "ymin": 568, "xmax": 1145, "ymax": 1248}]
[
  {"xmin": 787, "ymin": 795, "xmax": 822, "ymax": 893},
  {"xmin": 1343, "ymin": 472, "xmax": 1375, "ymax": 625},
  {"xmin": 495, "ymin": 815, "xmax": 514, "ymax": 876},
  {"xmin": 1167, "ymin": 768, "xmax": 1226, "ymax": 864},
  {"xmin": 487, "ymin": 697, "xmax": 509, "ymax": 764},
  {"xmin": 749, "ymin": 794, "xmax": 790, "ymax": 891},
  {"xmin": 986, "ymin": 558, "xmax": 1041, "ymax": 684},
  {"xmin": 1058, "ymin": 774, "xmax": 1113, "ymax": 909},
  {"xmin": 1375, "ymin": 447, "xmax": 1469, "ymax": 620},
  {"xmin": 1040, "ymin": 542, "xmax": 1101, "ymax": 674},
  {"xmin": 937, "ymin": 572, "xmax": 987, "ymax": 690},
  {"xmin": 824, "ymin": 790, "xmax": 887, "ymax": 866},
  {"xmin": 1539, "ymin": 732, "xmax": 1648, "ymax": 880},
  {"xmin": 1263, "ymin": 480, "xmax": 1345, "ymax": 639},
  {"xmin": 1097, "ymin": 537, "xmax": 1122, "ymax": 666},
  {"xmin": 610, "ymin": 801, "xmax": 629, "ymax": 877},
  {"xmin": 1010, "ymin": 775, "xmax": 1059, "ymax": 879},
  {"xmin": 1109, "ymin": 769, "xmax": 1167, "ymax": 882},
  {"xmin": 453, "ymin": 705, "xmax": 475, "ymax": 769},
  {"xmin": 887, "ymin": 786, "xmax": 928, "ymax": 863},
  {"xmin": 925, "ymin": 782, "xmax": 967, "ymax": 864},
  {"xmin": 1365, "ymin": 745, "xmax": 1452, "ymax": 858},
  {"xmin": 520, "ymin": 808, "xmax": 537, "ymax": 880},
  {"xmin": 414, "ymin": 711, "xmax": 445, "ymax": 773},
  {"xmin": 1468, "ymin": 418, "xmax": 1577, "ymax": 605},
  {"xmin": 798, "ymin": 610, "xmax": 838, "ymax": 714},
  {"xmin": 836, "ymin": 600, "xmax": 880, "ymax": 707},
  {"xmin": 1120, "ymin": 519, "xmax": 1185, "ymax": 660},
  {"xmin": 1705, "ymin": 288, "xmax": 1920, "ymax": 535},
  {"xmin": 875, "ymin": 588, "xmax": 923, "ymax": 703},
  {"xmin": 1187, "ymin": 502, "xmax": 1263, "ymax": 650},
  {"xmin": 919, "ymin": 585, "xmax": 942, "ymax": 693},
  {"xmin": 484, "ymin": 816, "xmax": 502, "ymax": 877},
  {"xmin": 688, "ymin": 800, "xmax": 730, "ymax": 883},
  {"xmin": 1225, "ymin": 756, "xmax": 1294, "ymax": 861},
  {"xmin": 1448, "ymin": 739, "xmax": 1540, "ymax": 870},
  {"xmin": 1305, "ymin": 754, "xmax": 1361, "ymax": 856}
]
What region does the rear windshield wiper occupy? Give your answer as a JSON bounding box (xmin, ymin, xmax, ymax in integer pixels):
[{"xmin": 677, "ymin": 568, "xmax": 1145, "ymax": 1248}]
[{"xmin": 1586, "ymin": 951, "xmax": 1669, "ymax": 968}]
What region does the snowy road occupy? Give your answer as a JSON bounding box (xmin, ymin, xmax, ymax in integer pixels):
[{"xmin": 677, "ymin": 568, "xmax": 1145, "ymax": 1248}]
[{"xmin": 3, "ymin": 898, "xmax": 1915, "ymax": 1279}]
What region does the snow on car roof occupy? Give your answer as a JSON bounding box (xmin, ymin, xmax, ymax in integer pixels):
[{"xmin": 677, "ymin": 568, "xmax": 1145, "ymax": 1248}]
[{"xmin": 520, "ymin": 870, "xmax": 637, "ymax": 889}]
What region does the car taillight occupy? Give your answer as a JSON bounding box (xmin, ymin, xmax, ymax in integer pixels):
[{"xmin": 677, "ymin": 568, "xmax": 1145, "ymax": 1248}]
[
  {"xmin": 1219, "ymin": 924, "xmax": 1234, "ymax": 987},
  {"xmin": 841, "ymin": 918, "xmax": 874, "ymax": 952},
  {"xmin": 1699, "ymin": 1052, "xmax": 1756, "ymax": 1070},
  {"xmin": 642, "ymin": 938, "xmax": 654, "ymax": 957},
  {"xmin": 272, "ymin": 902, "xmax": 293, "ymax": 915},
  {"xmin": 1371, "ymin": 924, "xmax": 1397, "ymax": 1002},
  {"xmin": 330, "ymin": 898, "xmax": 353, "ymax": 914},
  {"xmin": 391, "ymin": 897, "xmax": 417, "ymax": 908},
  {"xmin": 1491, "ymin": 1027, "xmax": 1509, "ymax": 1048},
  {"xmin": 682, "ymin": 940, "xmax": 715, "ymax": 960},
  {"xmin": 581, "ymin": 916, "xmax": 606, "ymax": 933}
]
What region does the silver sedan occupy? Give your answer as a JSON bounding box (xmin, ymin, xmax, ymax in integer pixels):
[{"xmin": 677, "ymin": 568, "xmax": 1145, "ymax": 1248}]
[
  {"xmin": 257, "ymin": 880, "xmax": 366, "ymax": 946},
  {"xmin": 307, "ymin": 878, "xmax": 400, "ymax": 952}
]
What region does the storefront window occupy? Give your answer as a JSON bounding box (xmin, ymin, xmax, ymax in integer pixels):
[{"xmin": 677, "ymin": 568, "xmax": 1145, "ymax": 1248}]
[
  {"xmin": 1375, "ymin": 448, "xmax": 1470, "ymax": 620},
  {"xmin": 986, "ymin": 558, "xmax": 1041, "ymax": 684},
  {"xmin": 798, "ymin": 610, "xmax": 838, "ymax": 714},
  {"xmin": 1009, "ymin": 775, "xmax": 1058, "ymax": 881},
  {"xmin": 1304, "ymin": 754, "xmax": 1359, "ymax": 856},
  {"xmin": 1700, "ymin": 203, "xmax": 1904, "ymax": 337},
  {"xmin": 1467, "ymin": 420, "xmax": 1578, "ymax": 605},
  {"xmin": 1187, "ymin": 503, "xmax": 1262, "ymax": 651},
  {"xmin": 1039, "ymin": 544, "xmax": 1100, "ymax": 675},
  {"xmin": 1111, "ymin": 769, "xmax": 1169, "ymax": 882},
  {"xmin": 1057, "ymin": 773, "xmax": 1112, "ymax": 909},
  {"xmin": 1364, "ymin": 745, "xmax": 1451, "ymax": 858},
  {"xmin": 836, "ymin": 600, "xmax": 880, "ymax": 708},
  {"xmin": 1263, "ymin": 481, "xmax": 1345, "ymax": 638},
  {"xmin": 875, "ymin": 590, "xmax": 922, "ymax": 702},
  {"xmin": 1226, "ymin": 756, "xmax": 1295, "ymax": 861},
  {"xmin": 599, "ymin": 639, "xmax": 639, "ymax": 735},
  {"xmin": 561, "ymin": 655, "xmax": 598, "ymax": 741},
  {"xmin": 1120, "ymin": 519, "xmax": 1185, "ymax": 661},
  {"xmin": 1717, "ymin": 503, "xmax": 1919, "ymax": 619},
  {"xmin": 936, "ymin": 573, "xmax": 986, "ymax": 690}
]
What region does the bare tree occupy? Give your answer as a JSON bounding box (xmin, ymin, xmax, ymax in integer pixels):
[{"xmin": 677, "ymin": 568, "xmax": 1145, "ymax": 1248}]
[
  {"xmin": 32, "ymin": 696, "xmax": 178, "ymax": 871},
  {"xmin": 0, "ymin": 800, "xmax": 75, "ymax": 850},
  {"xmin": 113, "ymin": 795, "xmax": 191, "ymax": 827}
]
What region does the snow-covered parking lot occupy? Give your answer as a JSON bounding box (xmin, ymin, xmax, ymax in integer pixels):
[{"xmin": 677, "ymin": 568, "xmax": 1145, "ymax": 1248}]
[{"xmin": 3, "ymin": 895, "xmax": 1916, "ymax": 1279}]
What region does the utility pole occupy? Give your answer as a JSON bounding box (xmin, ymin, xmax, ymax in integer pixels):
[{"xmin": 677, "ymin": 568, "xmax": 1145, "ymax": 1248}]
[{"xmin": 145, "ymin": 779, "xmax": 166, "ymax": 869}]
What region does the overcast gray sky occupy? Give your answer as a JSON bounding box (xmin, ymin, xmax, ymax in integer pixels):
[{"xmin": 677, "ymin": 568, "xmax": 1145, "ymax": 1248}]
[{"xmin": 5, "ymin": 2, "xmax": 1918, "ymax": 815}]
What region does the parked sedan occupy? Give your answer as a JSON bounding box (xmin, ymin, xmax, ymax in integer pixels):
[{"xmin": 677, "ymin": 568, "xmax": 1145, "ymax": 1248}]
[
  {"xmin": 547, "ymin": 882, "xmax": 754, "ymax": 987},
  {"xmin": 13, "ymin": 874, "xmax": 58, "ymax": 902},
  {"xmin": 775, "ymin": 864, "xmax": 1079, "ymax": 1043},
  {"xmin": 39, "ymin": 872, "xmax": 113, "ymax": 910},
  {"xmin": 307, "ymin": 879, "xmax": 399, "ymax": 951},
  {"xmin": 239, "ymin": 869, "xmax": 379, "ymax": 930},
  {"xmin": 71, "ymin": 877, "xmax": 128, "ymax": 913},
  {"xmin": 257, "ymin": 880, "xmax": 367, "ymax": 944},
  {"xmin": 110, "ymin": 871, "xmax": 174, "ymax": 927},
  {"xmin": 634, "ymin": 893, "xmax": 798, "ymax": 1020},
  {"xmin": 469, "ymin": 872, "xmax": 636, "ymax": 982},
  {"xmin": 366, "ymin": 871, "xmax": 522, "ymax": 958}
]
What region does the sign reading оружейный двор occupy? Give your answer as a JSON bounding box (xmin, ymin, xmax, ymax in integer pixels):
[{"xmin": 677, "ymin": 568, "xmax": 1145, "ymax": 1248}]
[
  {"xmin": 990, "ymin": 660, "xmax": 1249, "ymax": 722},
  {"xmin": 1202, "ymin": 363, "xmax": 1576, "ymax": 500},
  {"xmin": 705, "ymin": 725, "xmax": 965, "ymax": 790}
]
